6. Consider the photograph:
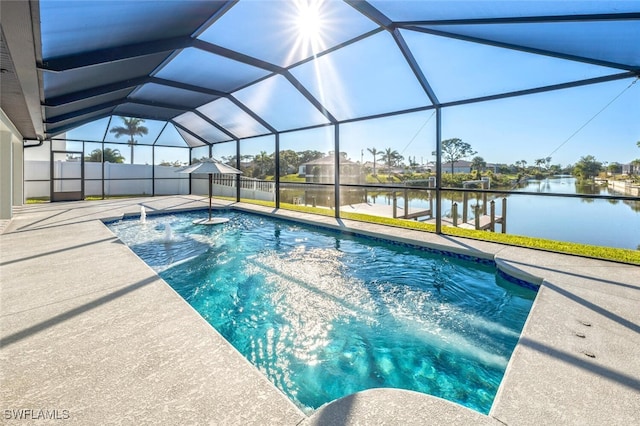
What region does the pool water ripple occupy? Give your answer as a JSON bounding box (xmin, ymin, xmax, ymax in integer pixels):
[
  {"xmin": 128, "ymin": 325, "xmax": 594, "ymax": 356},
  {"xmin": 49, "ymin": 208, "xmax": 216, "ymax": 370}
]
[{"xmin": 108, "ymin": 210, "xmax": 536, "ymax": 415}]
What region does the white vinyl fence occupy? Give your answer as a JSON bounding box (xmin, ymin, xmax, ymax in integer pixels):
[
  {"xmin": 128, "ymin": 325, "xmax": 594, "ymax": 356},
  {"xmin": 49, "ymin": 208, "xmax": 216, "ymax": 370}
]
[
  {"xmin": 25, "ymin": 160, "xmax": 275, "ymax": 202},
  {"xmin": 25, "ymin": 161, "xmax": 189, "ymax": 198}
]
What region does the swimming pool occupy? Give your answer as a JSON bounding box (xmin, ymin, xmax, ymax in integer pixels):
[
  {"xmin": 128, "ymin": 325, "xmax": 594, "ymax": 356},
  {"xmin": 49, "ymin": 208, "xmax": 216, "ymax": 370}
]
[{"xmin": 107, "ymin": 210, "xmax": 536, "ymax": 414}]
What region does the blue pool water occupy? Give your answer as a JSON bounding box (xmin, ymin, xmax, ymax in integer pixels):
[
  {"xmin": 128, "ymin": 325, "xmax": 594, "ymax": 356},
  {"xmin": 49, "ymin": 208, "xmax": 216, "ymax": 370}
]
[{"xmin": 107, "ymin": 210, "xmax": 536, "ymax": 414}]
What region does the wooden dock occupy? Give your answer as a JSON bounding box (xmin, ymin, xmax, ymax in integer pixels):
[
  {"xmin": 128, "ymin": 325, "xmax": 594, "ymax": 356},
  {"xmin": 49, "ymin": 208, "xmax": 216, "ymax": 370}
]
[
  {"xmin": 344, "ymin": 195, "xmax": 507, "ymax": 233},
  {"xmin": 416, "ymin": 213, "xmax": 503, "ymax": 232},
  {"xmin": 452, "ymin": 215, "xmax": 504, "ymax": 231},
  {"xmin": 450, "ymin": 197, "xmax": 506, "ymax": 232},
  {"xmin": 391, "ymin": 190, "xmax": 433, "ymax": 220}
]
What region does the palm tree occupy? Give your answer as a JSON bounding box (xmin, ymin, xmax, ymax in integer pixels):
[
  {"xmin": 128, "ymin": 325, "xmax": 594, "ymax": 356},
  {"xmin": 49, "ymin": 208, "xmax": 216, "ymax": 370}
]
[
  {"xmin": 109, "ymin": 117, "xmax": 148, "ymax": 164},
  {"xmin": 367, "ymin": 147, "xmax": 380, "ymax": 175},
  {"xmin": 470, "ymin": 156, "xmax": 486, "ymax": 174},
  {"xmin": 381, "ymin": 147, "xmax": 402, "ymax": 180},
  {"xmin": 518, "ymin": 159, "xmax": 528, "ymax": 173},
  {"xmin": 85, "ymin": 148, "xmax": 125, "ymax": 163}
]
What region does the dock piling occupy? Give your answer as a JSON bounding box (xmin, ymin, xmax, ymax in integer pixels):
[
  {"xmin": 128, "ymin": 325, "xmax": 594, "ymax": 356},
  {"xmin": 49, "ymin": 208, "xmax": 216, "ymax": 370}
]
[
  {"xmin": 452, "ymin": 202, "xmax": 458, "ymax": 226},
  {"xmin": 490, "ymin": 200, "xmax": 495, "ymax": 232},
  {"xmin": 462, "ymin": 192, "xmax": 468, "ymax": 223},
  {"xmin": 404, "ymin": 188, "xmax": 409, "ymax": 218},
  {"xmin": 501, "ymin": 197, "xmax": 507, "ymax": 233},
  {"xmin": 392, "ymin": 192, "xmax": 397, "ymax": 218},
  {"xmin": 474, "ymin": 204, "xmax": 480, "ymax": 230},
  {"xmin": 483, "ymin": 192, "xmax": 488, "ymax": 215}
]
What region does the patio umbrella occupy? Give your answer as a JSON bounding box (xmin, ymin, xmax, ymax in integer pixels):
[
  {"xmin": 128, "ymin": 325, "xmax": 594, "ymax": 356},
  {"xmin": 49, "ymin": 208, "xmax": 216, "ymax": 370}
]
[{"xmin": 178, "ymin": 158, "xmax": 242, "ymax": 224}]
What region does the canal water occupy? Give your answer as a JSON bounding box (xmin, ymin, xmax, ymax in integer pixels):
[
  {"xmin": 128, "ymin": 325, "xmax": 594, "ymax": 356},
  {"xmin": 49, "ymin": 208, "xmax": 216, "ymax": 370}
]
[
  {"xmin": 499, "ymin": 177, "xmax": 639, "ymax": 250},
  {"xmin": 367, "ymin": 177, "xmax": 640, "ymax": 251}
]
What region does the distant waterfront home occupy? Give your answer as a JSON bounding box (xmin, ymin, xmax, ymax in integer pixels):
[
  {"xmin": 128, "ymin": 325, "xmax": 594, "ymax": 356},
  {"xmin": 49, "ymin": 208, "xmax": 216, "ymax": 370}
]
[
  {"xmin": 621, "ymin": 163, "xmax": 639, "ymax": 175},
  {"xmin": 361, "ymin": 161, "xmax": 376, "ymax": 173},
  {"xmin": 415, "ymin": 162, "xmax": 435, "ymax": 173},
  {"xmin": 442, "ymin": 160, "xmax": 472, "ymax": 174},
  {"xmin": 485, "ymin": 163, "xmax": 500, "ymax": 173},
  {"xmin": 441, "ymin": 161, "xmax": 499, "ymax": 174},
  {"xmin": 299, "ymin": 154, "xmax": 363, "ymax": 184}
]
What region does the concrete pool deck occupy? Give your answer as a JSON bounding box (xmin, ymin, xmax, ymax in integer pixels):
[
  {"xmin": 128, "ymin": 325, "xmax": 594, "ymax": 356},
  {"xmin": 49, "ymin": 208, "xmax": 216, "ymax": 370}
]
[{"xmin": 1, "ymin": 196, "xmax": 638, "ymax": 425}]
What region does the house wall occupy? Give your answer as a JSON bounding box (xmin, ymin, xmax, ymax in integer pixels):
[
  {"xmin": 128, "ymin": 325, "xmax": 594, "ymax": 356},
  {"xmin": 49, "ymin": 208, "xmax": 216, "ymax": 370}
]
[{"xmin": 0, "ymin": 108, "xmax": 24, "ymax": 219}]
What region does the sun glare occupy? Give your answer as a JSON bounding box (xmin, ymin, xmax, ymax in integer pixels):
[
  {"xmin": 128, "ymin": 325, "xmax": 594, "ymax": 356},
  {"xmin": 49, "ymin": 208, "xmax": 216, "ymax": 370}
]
[
  {"xmin": 287, "ymin": 0, "xmax": 346, "ymax": 116},
  {"xmin": 294, "ymin": 0, "xmax": 325, "ymax": 52}
]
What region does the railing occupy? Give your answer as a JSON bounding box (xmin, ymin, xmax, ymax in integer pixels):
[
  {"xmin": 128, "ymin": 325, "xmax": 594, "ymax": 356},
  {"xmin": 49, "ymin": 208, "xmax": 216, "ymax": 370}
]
[{"xmin": 206, "ymin": 175, "xmax": 275, "ymax": 193}]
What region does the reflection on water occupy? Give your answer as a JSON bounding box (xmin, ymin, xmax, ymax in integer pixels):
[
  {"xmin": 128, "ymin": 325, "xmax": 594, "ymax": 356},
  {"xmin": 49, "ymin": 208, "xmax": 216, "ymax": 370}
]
[
  {"xmin": 519, "ymin": 175, "xmax": 610, "ymax": 195},
  {"xmin": 506, "ymin": 177, "xmax": 639, "ymax": 249},
  {"xmin": 283, "ymin": 177, "xmax": 639, "ymax": 250}
]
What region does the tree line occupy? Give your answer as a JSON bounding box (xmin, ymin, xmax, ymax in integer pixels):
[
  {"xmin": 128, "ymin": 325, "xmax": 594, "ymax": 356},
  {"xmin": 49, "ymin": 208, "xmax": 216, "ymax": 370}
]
[
  {"xmin": 216, "ymin": 150, "xmax": 326, "ymax": 179},
  {"xmin": 86, "ymin": 117, "xmax": 640, "ymax": 182}
]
